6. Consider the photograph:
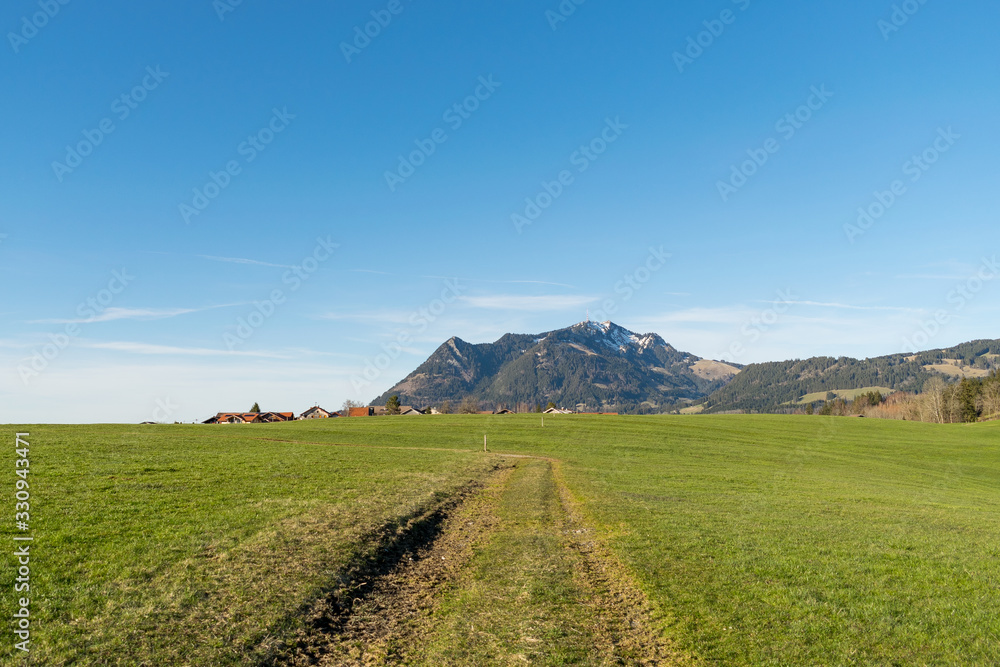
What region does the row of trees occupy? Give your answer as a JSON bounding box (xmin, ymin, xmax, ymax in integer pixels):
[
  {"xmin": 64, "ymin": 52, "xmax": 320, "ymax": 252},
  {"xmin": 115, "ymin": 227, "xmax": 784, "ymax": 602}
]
[
  {"xmin": 802, "ymin": 373, "xmax": 1000, "ymax": 423},
  {"xmin": 912, "ymin": 376, "xmax": 1000, "ymax": 423}
]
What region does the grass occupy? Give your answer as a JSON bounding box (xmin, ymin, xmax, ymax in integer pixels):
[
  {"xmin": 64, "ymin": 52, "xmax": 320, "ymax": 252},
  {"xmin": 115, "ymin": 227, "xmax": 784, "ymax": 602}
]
[
  {"xmin": 4, "ymin": 415, "xmax": 1000, "ymax": 664},
  {"xmin": 924, "ymin": 364, "xmax": 991, "ymax": 378},
  {"xmin": 0, "ymin": 424, "xmax": 494, "ymax": 665},
  {"xmin": 416, "ymin": 458, "xmax": 598, "ymax": 665},
  {"xmin": 793, "ymin": 386, "xmax": 894, "ymax": 404}
]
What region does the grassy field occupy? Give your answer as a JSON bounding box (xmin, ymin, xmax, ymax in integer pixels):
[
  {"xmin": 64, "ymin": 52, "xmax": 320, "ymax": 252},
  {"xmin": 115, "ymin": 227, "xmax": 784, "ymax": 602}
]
[
  {"xmin": 924, "ymin": 364, "xmax": 991, "ymax": 378},
  {"xmin": 0, "ymin": 424, "xmax": 496, "ymax": 665},
  {"xmin": 793, "ymin": 386, "xmax": 895, "ymax": 404},
  {"xmin": 3, "ymin": 415, "xmax": 999, "ymax": 664}
]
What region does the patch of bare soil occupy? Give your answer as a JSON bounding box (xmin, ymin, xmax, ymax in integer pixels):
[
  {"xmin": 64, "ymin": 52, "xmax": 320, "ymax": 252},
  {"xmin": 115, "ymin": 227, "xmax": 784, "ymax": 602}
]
[{"xmin": 267, "ymin": 461, "xmax": 515, "ymax": 666}]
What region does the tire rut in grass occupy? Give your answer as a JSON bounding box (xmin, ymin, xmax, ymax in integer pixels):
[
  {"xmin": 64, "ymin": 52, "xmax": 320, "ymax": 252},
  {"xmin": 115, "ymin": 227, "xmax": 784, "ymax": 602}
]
[
  {"xmin": 398, "ymin": 458, "xmax": 693, "ymax": 665},
  {"xmin": 266, "ymin": 456, "xmax": 691, "ymax": 666},
  {"xmin": 266, "ymin": 460, "xmax": 516, "ymax": 666},
  {"xmin": 551, "ymin": 462, "xmax": 695, "ymax": 665}
]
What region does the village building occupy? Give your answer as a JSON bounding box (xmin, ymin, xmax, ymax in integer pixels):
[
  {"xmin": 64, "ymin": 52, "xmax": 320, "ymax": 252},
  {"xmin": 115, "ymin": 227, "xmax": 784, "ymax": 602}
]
[{"xmin": 299, "ymin": 406, "xmax": 338, "ymax": 420}]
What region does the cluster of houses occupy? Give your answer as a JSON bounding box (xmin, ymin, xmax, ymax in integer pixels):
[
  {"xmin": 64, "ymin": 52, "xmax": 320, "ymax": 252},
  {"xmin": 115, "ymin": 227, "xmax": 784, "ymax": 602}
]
[
  {"xmin": 202, "ymin": 405, "xmax": 428, "ymax": 424},
  {"xmin": 202, "ymin": 411, "xmax": 297, "ymax": 424},
  {"xmin": 202, "ymin": 405, "xmax": 587, "ymax": 424}
]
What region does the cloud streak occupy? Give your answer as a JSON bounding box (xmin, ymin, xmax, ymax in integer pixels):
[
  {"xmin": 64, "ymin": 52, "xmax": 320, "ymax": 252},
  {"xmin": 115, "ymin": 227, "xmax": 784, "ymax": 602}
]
[
  {"xmin": 79, "ymin": 341, "xmax": 291, "ymax": 358},
  {"xmin": 29, "ymin": 306, "xmax": 233, "ymax": 325},
  {"xmin": 198, "ymin": 255, "xmax": 295, "ymax": 269}
]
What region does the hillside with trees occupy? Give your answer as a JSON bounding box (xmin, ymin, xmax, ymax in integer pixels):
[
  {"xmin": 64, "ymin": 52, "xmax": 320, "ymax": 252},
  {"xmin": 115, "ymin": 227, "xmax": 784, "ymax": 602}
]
[{"xmin": 701, "ymin": 340, "xmax": 1000, "ymax": 415}]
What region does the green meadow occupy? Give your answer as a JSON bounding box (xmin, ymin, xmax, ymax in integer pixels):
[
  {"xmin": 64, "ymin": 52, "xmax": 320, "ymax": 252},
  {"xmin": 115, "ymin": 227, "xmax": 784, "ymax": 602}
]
[{"xmin": 3, "ymin": 415, "xmax": 999, "ymax": 665}]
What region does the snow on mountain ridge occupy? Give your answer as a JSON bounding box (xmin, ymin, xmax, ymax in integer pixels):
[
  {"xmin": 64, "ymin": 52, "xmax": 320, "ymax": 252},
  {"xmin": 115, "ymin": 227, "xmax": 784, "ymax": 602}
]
[{"xmin": 574, "ymin": 320, "xmax": 664, "ymax": 353}]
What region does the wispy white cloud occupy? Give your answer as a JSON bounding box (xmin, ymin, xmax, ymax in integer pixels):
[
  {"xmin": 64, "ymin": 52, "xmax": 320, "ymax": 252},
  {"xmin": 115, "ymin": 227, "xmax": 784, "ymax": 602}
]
[
  {"xmin": 29, "ymin": 304, "xmax": 239, "ymax": 325},
  {"xmin": 198, "ymin": 255, "xmax": 294, "ymax": 269},
  {"xmin": 79, "ymin": 341, "xmax": 291, "ymax": 358},
  {"xmin": 459, "ymin": 294, "xmax": 598, "ymax": 311}
]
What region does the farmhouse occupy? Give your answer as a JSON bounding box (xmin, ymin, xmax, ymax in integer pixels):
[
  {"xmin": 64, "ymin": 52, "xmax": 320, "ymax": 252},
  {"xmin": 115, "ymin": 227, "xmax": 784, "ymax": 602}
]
[
  {"xmin": 543, "ymin": 407, "xmax": 574, "ymax": 414},
  {"xmin": 299, "ymin": 406, "xmax": 338, "ymax": 419}
]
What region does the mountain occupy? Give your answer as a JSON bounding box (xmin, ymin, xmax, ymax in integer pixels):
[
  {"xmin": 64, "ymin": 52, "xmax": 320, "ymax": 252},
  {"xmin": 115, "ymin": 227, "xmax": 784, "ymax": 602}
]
[
  {"xmin": 700, "ymin": 339, "xmax": 1000, "ymax": 414},
  {"xmin": 372, "ymin": 321, "xmax": 741, "ymax": 413}
]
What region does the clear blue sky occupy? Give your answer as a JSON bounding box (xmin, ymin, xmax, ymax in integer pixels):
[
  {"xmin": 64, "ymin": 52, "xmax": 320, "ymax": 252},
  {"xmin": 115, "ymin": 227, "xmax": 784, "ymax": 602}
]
[{"xmin": 2, "ymin": 0, "xmax": 998, "ymax": 422}]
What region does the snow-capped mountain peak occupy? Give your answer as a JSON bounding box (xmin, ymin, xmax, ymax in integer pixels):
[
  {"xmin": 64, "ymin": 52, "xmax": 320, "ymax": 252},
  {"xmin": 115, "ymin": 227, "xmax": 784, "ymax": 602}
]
[{"xmin": 573, "ymin": 320, "xmax": 665, "ymax": 353}]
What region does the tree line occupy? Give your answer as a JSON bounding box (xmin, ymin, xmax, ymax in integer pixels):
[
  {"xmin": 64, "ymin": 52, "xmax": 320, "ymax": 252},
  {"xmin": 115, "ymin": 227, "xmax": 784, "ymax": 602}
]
[{"xmin": 803, "ymin": 373, "xmax": 1000, "ymax": 423}]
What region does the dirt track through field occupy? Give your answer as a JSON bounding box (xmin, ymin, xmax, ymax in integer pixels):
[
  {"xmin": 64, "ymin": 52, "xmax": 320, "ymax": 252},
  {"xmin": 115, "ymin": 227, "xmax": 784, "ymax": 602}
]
[{"xmin": 267, "ymin": 446, "xmax": 691, "ymax": 666}]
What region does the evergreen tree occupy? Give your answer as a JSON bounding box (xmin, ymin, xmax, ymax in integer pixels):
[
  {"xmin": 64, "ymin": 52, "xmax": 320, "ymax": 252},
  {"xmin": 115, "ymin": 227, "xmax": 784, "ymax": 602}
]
[
  {"xmin": 250, "ymin": 402, "xmax": 261, "ymax": 413},
  {"xmin": 957, "ymin": 378, "xmax": 980, "ymax": 423},
  {"xmin": 386, "ymin": 395, "xmax": 401, "ymax": 415}
]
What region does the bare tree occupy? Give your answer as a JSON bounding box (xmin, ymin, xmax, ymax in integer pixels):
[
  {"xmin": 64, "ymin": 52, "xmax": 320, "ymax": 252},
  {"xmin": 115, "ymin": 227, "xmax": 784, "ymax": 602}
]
[
  {"xmin": 983, "ymin": 380, "xmax": 1000, "ymax": 419},
  {"xmin": 341, "ymin": 399, "xmax": 363, "ymax": 416},
  {"xmin": 922, "ymin": 378, "xmax": 947, "ymax": 424}
]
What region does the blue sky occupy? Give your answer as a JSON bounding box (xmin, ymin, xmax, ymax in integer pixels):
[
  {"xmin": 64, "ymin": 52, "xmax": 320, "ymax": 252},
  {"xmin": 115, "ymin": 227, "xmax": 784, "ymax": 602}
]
[{"xmin": 2, "ymin": 0, "xmax": 998, "ymax": 423}]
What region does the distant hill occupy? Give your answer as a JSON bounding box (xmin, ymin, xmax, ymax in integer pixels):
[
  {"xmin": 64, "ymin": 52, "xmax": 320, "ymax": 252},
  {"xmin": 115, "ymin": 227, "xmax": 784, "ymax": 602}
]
[
  {"xmin": 372, "ymin": 321, "xmax": 741, "ymax": 413},
  {"xmin": 700, "ymin": 339, "xmax": 1000, "ymax": 413}
]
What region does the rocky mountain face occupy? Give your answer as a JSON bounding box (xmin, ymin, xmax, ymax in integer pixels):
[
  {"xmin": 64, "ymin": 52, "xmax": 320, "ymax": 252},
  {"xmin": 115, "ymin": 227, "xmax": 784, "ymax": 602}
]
[{"xmin": 372, "ymin": 321, "xmax": 741, "ymax": 413}]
